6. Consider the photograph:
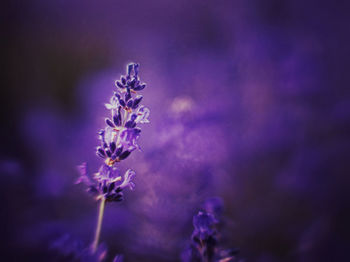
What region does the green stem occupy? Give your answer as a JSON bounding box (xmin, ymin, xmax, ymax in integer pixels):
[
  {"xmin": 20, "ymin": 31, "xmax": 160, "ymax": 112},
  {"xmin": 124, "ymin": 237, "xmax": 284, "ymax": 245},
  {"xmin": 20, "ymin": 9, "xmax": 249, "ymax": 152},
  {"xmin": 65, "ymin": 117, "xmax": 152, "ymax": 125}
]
[{"xmin": 92, "ymin": 197, "xmax": 106, "ymax": 253}]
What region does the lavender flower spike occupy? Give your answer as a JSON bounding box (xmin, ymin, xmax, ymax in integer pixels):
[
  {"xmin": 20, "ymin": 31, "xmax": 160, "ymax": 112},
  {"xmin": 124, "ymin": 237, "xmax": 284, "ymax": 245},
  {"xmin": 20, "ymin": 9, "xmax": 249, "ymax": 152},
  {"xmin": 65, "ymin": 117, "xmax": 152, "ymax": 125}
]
[
  {"xmin": 76, "ymin": 63, "xmax": 150, "ymax": 254},
  {"xmin": 182, "ymin": 198, "xmax": 239, "ymax": 262}
]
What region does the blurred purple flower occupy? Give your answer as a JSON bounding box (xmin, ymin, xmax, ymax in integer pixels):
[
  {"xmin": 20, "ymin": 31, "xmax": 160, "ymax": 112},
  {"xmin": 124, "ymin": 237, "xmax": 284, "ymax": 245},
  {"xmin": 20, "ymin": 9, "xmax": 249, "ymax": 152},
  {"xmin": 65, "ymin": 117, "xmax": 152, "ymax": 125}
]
[
  {"xmin": 193, "ymin": 211, "xmax": 217, "ymax": 240},
  {"xmin": 182, "ymin": 198, "xmax": 239, "ymax": 262}
]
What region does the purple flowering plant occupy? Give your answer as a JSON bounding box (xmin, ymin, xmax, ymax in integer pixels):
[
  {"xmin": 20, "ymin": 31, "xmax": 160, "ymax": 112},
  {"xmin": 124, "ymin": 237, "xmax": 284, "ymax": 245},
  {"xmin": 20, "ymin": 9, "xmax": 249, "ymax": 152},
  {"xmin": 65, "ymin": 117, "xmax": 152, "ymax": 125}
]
[
  {"xmin": 76, "ymin": 63, "xmax": 150, "ymax": 256},
  {"xmin": 182, "ymin": 198, "xmax": 239, "ymax": 262}
]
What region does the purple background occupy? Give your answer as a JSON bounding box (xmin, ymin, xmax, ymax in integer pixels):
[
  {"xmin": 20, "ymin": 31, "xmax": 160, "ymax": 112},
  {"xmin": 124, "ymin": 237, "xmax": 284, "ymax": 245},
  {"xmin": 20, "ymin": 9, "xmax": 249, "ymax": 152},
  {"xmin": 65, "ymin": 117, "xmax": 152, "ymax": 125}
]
[{"xmin": 2, "ymin": 0, "xmax": 350, "ymax": 261}]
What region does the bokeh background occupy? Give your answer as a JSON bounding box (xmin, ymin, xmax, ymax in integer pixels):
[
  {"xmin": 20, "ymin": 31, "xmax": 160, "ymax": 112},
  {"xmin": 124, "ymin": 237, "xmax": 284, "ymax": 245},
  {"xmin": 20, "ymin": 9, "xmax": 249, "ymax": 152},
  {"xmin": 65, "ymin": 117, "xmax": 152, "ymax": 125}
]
[{"xmin": 2, "ymin": 0, "xmax": 350, "ymax": 261}]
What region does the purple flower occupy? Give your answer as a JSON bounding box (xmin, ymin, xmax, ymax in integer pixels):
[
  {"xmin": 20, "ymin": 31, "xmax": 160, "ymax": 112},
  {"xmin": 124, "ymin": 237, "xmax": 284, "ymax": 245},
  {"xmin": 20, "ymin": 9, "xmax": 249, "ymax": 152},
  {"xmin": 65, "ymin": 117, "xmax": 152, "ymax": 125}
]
[
  {"xmin": 76, "ymin": 163, "xmax": 136, "ymax": 202},
  {"xmin": 105, "ymin": 95, "xmax": 120, "ymax": 110},
  {"xmin": 115, "ymin": 63, "xmax": 146, "ymax": 93},
  {"xmin": 182, "ymin": 198, "xmax": 239, "ymax": 262},
  {"xmin": 190, "ymin": 211, "xmax": 218, "ymax": 261},
  {"xmin": 77, "ymin": 63, "xmax": 149, "ymax": 202},
  {"xmin": 192, "ymin": 211, "xmax": 217, "ymax": 240}
]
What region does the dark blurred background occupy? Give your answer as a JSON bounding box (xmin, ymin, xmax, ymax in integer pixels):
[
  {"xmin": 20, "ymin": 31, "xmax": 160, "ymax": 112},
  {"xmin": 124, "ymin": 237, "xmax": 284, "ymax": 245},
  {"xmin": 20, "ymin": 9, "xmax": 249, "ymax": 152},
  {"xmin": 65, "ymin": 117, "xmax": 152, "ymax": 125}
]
[{"xmin": 1, "ymin": 0, "xmax": 350, "ymax": 261}]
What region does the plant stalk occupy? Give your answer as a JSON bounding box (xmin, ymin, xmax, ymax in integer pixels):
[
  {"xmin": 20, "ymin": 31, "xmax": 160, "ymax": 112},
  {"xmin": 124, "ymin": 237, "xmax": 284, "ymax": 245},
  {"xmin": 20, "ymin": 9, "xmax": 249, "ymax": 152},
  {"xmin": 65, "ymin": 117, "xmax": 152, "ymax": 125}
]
[{"xmin": 92, "ymin": 197, "xmax": 106, "ymax": 253}]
